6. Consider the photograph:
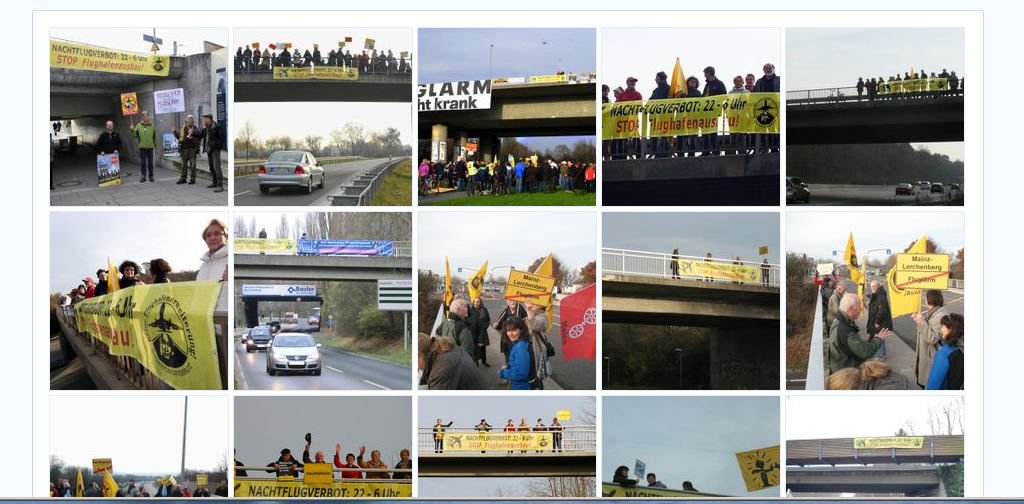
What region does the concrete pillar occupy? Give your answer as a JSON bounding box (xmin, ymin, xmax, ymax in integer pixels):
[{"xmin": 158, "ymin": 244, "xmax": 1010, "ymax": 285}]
[
  {"xmin": 430, "ymin": 124, "xmax": 448, "ymax": 162},
  {"xmin": 431, "ymin": 124, "xmax": 447, "ymax": 142},
  {"xmin": 709, "ymin": 327, "xmax": 779, "ymax": 389},
  {"xmin": 478, "ymin": 136, "xmax": 497, "ymax": 163},
  {"xmin": 456, "ymin": 132, "xmax": 468, "ymax": 160}
]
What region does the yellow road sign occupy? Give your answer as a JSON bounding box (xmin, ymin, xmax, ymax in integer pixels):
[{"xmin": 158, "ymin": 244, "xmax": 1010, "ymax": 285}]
[
  {"xmin": 895, "ymin": 253, "xmax": 950, "ymax": 273},
  {"xmin": 302, "ymin": 463, "xmax": 333, "ymax": 484},
  {"xmin": 894, "ymin": 270, "xmax": 949, "ymax": 290},
  {"xmin": 196, "ymin": 474, "xmax": 208, "ymax": 486},
  {"xmin": 734, "ymin": 445, "xmax": 780, "ymax": 492},
  {"xmin": 504, "ymin": 270, "xmax": 556, "ymax": 306}
]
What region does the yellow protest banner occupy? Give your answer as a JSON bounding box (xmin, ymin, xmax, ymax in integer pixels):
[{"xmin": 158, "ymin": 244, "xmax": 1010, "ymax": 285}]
[
  {"xmin": 467, "ymin": 260, "xmax": 488, "ymax": 302},
  {"xmin": 196, "ymin": 474, "xmax": 208, "ymax": 486},
  {"xmin": 888, "ymin": 235, "xmax": 928, "ymax": 318},
  {"xmin": 676, "ymin": 259, "xmax": 759, "ymax": 283},
  {"xmin": 235, "ymin": 479, "xmax": 410, "ymax": 498},
  {"xmin": 92, "ymin": 458, "xmax": 113, "ymax": 474},
  {"xmin": 302, "ymin": 463, "xmax": 333, "ymax": 485},
  {"xmin": 844, "ymin": 232, "xmax": 861, "ymax": 284},
  {"xmin": 529, "ymin": 74, "xmax": 568, "ymax": 83},
  {"xmin": 504, "ymin": 270, "xmax": 556, "ymax": 306},
  {"xmin": 442, "ymin": 432, "xmax": 553, "ymax": 452},
  {"xmin": 273, "ymin": 66, "xmax": 359, "ymax": 80},
  {"xmin": 735, "ymin": 445, "xmax": 781, "ymax": 492},
  {"xmin": 602, "ymin": 92, "xmax": 780, "ymax": 140},
  {"xmin": 894, "ymin": 270, "xmax": 949, "ymax": 290},
  {"xmin": 895, "ymin": 253, "xmax": 950, "ymax": 289},
  {"xmin": 854, "ymin": 436, "xmax": 925, "ymax": 449},
  {"xmin": 121, "ymin": 92, "xmax": 139, "ymax": 116},
  {"xmin": 51, "ymin": 40, "xmax": 170, "ymax": 76},
  {"xmin": 74, "ymin": 281, "xmax": 223, "ymax": 390},
  {"xmin": 758, "ymin": 246, "xmax": 769, "ymax": 255},
  {"xmin": 601, "ymin": 484, "xmax": 723, "ymax": 498},
  {"xmin": 557, "ymin": 409, "xmax": 571, "ymax": 421},
  {"xmin": 234, "ymin": 238, "xmax": 296, "ymax": 255},
  {"xmin": 878, "ymin": 78, "xmax": 949, "ymax": 95}
]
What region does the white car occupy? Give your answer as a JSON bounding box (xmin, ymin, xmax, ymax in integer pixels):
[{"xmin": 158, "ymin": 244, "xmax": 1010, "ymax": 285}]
[
  {"xmin": 258, "ymin": 151, "xmax": 326, "ymax": 195},
  {"xmin": 266, "ymin": 333, "xmax": 322, "ymax": 376}
]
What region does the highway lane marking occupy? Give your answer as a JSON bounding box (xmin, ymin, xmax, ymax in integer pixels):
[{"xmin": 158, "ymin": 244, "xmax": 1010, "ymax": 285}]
[
  {"xmin": 362, "ymin": 379, "xmax": 390, "ymax": 390},
  {"xmin": 235, "ymin": 190, "xmax": 252, "ymax": 196},
  {"xmin": 326, "ymin": 365, "xmax": 345, "ymax": 374}
]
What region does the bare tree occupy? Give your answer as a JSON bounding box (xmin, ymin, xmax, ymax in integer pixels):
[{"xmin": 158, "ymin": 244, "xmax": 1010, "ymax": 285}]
[
  {"xmin": 376, "ymin": 127, "xmax": 402, "ymax": 157},
  {"xmin": 237, "ymin": 120, "xmax": 259, "ymax": 160},
  {"xmin": 341, "ymin": 122, "xmax": 366, "ymax": 156},
  {"xmin": 275, "ymin": 213, "xmax": 290, "ymax": 240},
  {"xmin": 329, "ymin": 128, "xmax": 347, "ymax": 157},
  {"xmin": 304, "ymin": 135, "xmax": 323, "ymax": 156},
  {"xmin": 927, "ymin": 397, "xmax": 964, "ymax": 435},
  {"xmin": 233, "ymin": 214, "xmax": 248, "ymax": 238}
]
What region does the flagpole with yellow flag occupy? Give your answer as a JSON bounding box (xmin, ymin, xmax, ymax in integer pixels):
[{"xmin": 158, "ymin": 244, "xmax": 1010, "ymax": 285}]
[
  {"xmin": 467, "ymin": 260, "xmax": 489, "ymax": 302},
  {"xmin": 844, "ymin": 233, "xmax": 861, "ymax": 285},
  {"xmin": 534, "ymin": 254, "xmax": 555, "ymax": 330},
  {"xmin": 107, "ymin": 257, "xmax": 120, "ymax": 293},
  {"xmin": 75, "ymin": 468, "xmax": 84, "ymax": 497},
  {"xmin": 102, "ymin": 470, "xmax": 119, "ymax": 497},
  {"xmin": 669, "ymin": 58, "xmax": 686, "ymax": 98},
  {"xmin": 888, "ymin": 234, "xmax": 929, "ymax": 319}
]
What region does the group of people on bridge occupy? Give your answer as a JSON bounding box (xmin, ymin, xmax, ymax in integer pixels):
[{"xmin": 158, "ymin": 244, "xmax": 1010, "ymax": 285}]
[
  {"xmin": 822, "ymin": 277, "xmax": 964, "ymax": 390},
  {"xmin": 430, "ymin": 417, "xmax": 565, "ymax": 454},
  {"xmin": 612, "ymin": 465, "xmax": 701, "ymax": 493},
  {"xmin": 234, "ymin": 444, "xmax": 412, "ymax": 480},
  {"xmin": 235, "ymin": 43, "xmax": 410, "ymax": 75},
  {"xmin": 420, "ymin": 297, "xmax": 553, "ymax": 391},
  {"xmin": 854, "ymin": 68, "xmax": 962, "ymax": 101},
  {"xmin": 51, "ymin": 477, "xmax": 227, "ymax": 498},
  {"xmin": 602, "ymin": 62, "xmax": 781, "ymax": 160},
  {"xmin": 419, "ymin": 157, "xmax": 595, "ymax": 198}
]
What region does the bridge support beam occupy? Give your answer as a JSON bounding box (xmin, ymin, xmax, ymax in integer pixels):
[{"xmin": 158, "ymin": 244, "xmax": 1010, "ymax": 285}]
[
  {"xmin": 478, "ymin": 136, "xmax": 499, "ymax": 163},
  {"xmin": 710, "ymin": 328, "xmax": 780, "ymax": 389}
]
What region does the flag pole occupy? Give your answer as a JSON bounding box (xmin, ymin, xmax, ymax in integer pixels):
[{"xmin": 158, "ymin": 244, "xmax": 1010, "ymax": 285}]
[{"xmin": 180, "ymin": 396, "xmax": 188, "ymax": 478}]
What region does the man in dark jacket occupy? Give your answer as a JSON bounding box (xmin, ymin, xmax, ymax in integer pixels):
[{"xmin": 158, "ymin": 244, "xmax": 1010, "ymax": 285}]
[
  {"xmin": 866, "ymin": 280, "xmax": 893, "ymax": 358},
  {"xmin": 200, "ymin": 114, "xmax": 225, "ymax": 192},
  {"xmin": 701, "ymin": 66, "xmax": 727, "ymax": 156},
  {"xmin": 436, "ymin": 299, "xmax": 474, "ymax": 355},
  {"xmin": 471, "ymin": 297, "xmax": 491, "ymax": 366},
  {"xmin": 753, "ymin": 63, "xmax": 781, "ymax": 93},
  {"xmin": 234, "ymin": 449, "xmax": 248, "ymax": 477},
  {"xmin": 93, "ymin": 268, "xmax": 109, "ymax": 297},
  {"xmin": 648, "ymin": 71, "xmax": 672, "ymax": 157},
  {"xmin": 266, "ymin": 448, "xmax": 303, "ymax": 477},
  {"xmin": 97, "ymin": 121, "xmax": 122, "ymax": 155}
]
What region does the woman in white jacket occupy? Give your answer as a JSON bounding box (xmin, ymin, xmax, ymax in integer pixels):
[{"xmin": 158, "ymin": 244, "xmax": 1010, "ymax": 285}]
[{"xmin": 197, "ymin": 218, "xmax": 229, "ymax": 312}]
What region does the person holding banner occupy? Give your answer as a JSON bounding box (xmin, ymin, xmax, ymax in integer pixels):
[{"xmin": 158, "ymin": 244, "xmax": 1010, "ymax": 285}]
[
  {"xmin": 118, "ymin": 260, "xmax": 144, "ymax": 288},
  {"xmin": 132, "ymin": 111, "xmax": 157, "ymax": 183},
  {"xmin": 266, "ymin": 448, "xmax": 303, "ymax": 477},
  {"xmin": 437, "ymin": 298, "xmax": 475, "ymax": 355},
  {"xmin": 702, "ymin": 67, "xmax": 727, "ymax": 156},
  {"xmin": 613, "ymin": 466, "xmax": 638, "ymax": 486},
  {"xmin": 173, "ymin": 115, "xmax": 202, "ymax": 185}
]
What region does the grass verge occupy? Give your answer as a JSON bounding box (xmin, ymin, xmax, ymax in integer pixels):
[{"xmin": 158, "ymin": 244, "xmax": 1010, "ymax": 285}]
[
  {"xmin": 318, "ymin": 333, "xmax": 412, "ymax": 367},
  {"xmin": 371, "ymin": 160, "xmax": 412, "ymax": 206}
]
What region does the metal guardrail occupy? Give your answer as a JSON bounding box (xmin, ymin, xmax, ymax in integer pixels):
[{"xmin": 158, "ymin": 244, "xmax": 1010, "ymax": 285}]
[
  {"xmin": 602, "ymin": 248, "xmax": 780, "ymax": 287},
  {"xmin": 788, "ymin": 435, "xmax": 964, "ymax": 466},
  {"xmin": 787, "ymin": 84, "xmax": 964, "ymax": 106},
  {"xmin": 55, "ymin": 306, "xmax": 229, "ymax": 390},
  {"xmin": 806, "ymin": 285, "xmax": 826, "ymax": 390},
  {"xmin": 234, "ymin": 57, "xmax": 411, "ymax": 76},
  {"xmin": 329, "ymin": 158, "xmax": 409, "ymax": 206},
  {"xmin": 417, "ymin": 425, "xmax": 596, "ymax": 454},
  {"xmin": 394, "ymin": 241, "xmax": 412, "ymax": 258},
  {"xmin": 233, "ymin": 156, "xmax": 364, "ymax": 176}
]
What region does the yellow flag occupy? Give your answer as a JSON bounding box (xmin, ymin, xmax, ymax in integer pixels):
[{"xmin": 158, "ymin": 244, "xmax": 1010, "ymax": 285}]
[
  {"xmin": 467, "ymin": 260, "xmax": 489, "ymax": 302},
  {"xmin": 443, "ymin": 257, "xmax": 453, "ymax": 316},
  {"xmin": 534, "ymin": 254, "xmax": 555, "ymax": 329},
  {"xmin": 735, "ymin": 445, "xmax": 781, "ymax": 492},
  {"xmin": 669, "ymin": 58, "xmax": 686, "ymax": 98},
  {"xmin": 888, "ymin": 234, "xmax": 928, "ymax": 319},
  {"xmin": 75, "ymin": 468, "xmax": 84, "ymax": 497},
  {"xmin": 844, "ymin": 233, "xmax": 861, "ymax": 284},
  {"xmin": 103, "ymin": 471, "xmax": 119, "ymax": 497},
  {"xmin": 107, "ymin": 257, "xmax": 120, "ymax": 292}
]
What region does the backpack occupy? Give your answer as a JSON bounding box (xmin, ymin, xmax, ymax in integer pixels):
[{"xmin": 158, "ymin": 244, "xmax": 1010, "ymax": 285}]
[{"xmin": 946, "ymin": 349, "xmax": 964, "ymax": 390}]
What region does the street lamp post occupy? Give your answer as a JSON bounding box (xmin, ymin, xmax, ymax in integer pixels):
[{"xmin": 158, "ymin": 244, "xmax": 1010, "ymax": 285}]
[
  {"xmin": 489, "ymin": 44, "xmax": 494, "ymax": 80},
  {"xmin": 674, "ymin": 348, "xmax": 683, "ymax": 389}
]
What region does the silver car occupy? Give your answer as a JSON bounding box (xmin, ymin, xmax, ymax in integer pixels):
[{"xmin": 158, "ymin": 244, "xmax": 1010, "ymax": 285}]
[
  {"xmin": 265, "ymin": 333, "xmax": 322, "ymax": 376},
  {"xmin": 258, "ymin": 150, "xmax": 326, "ymax": 195}
]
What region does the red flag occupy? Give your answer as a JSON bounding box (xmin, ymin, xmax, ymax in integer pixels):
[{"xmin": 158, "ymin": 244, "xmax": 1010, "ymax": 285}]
[
  {"xmin": 344, "ymin": 37, "xmax": 353, "ymax": 42},
  {"xmin": 558, "ymin": 284, "xmax": 596, "ymax": 361},
  {"xmin": 268, "ymin": 43, "xmax": 277, "ymax": 51}
]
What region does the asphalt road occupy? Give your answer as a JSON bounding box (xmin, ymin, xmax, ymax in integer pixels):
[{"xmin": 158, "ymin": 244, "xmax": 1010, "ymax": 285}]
[
  {"xmin": 234, "ymin": 158, "xmax": 388, "ymax": 206},
  {"xmin": 794, "ymin": 184, "xmax": 963, "ymax": 206},
  {"xmin": 235, "ymin": 331, "xmax": 411, "ymax": 390},
  {"xmin": 474, "ymin": 297, "xmax": 596, "ymax": 391}
]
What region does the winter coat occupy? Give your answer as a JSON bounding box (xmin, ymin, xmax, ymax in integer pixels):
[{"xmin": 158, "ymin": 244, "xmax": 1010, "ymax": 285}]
[
  {"xmin": 754, "ymin": 74, "xmax": 781, "ymax": 93},
  {"xmin": 436, "ymin": 313, "xmax": 474, "ymax": 355},
  {"xmin": 914, "ymin": 305, "xmax": 950, "ymax": 387},
  {"xmin": 96, "ymin": 131, "xmax": 122, "ymax": 154},
  {"xmin": 425, "ymin": 344, "xmax": 485, "ymax": 390},
  {"xmin": 866, "ymin": 288, "xmax": 894, "ymax": 335},
  {"xmin": 197, "ymin": 245, "xmax": 228, "ymax": 312},
  {"xmin": 926, "ymin": 340, "xmax": 962, "ymax": 390},
  {"xmin": 473, "ymin": 305, "xmax": 491, "ymax": 346},
  {"xmin": 499, "ymin": 340, "xmax": 532, "ymax": 390},
  {"xmin": 828, "ymin": 310, "xmax": 882, "ymax": 373}
]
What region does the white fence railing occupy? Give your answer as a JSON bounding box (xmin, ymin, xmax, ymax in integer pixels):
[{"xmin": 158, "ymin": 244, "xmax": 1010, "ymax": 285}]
[{"xmin": 602, "ymin": 248, "xmax": 780, "ymax": 287}]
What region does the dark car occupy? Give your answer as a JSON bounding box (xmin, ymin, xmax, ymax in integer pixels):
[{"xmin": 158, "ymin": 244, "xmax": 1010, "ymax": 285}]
[
  {"xmin": 895, "ymin": 183, "xmax": 916, "ymax": 196},
  {"xmin": 786, "ymin": 177, "xmax": 810, "ymax": 203},
  {"xmin": 246, "ymin": 325, "xmax": 272, "ymax": 352},
  {"xmin": 931, "ymin": 183, "xmax": 945, "ymax": 194}
]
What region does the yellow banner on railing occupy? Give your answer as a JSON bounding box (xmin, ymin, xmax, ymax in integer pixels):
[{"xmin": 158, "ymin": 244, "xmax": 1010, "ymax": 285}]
[
  {"xmin": 235, "ymin": 480, "xmax": 410, "ymax": 498},
  {"xmin": 602, "ymin": 92, "xmax": 780, "ymax": 139},
  {"xmin": 74, "ymin": 281, "xmax": 223, "ymax": 390},
  {"xmin": 854, "ymin": 436, "xmax": 925, "ymax": 449},
  {"xmin": 234, "ymin": 238, "xmax": 296, "ymax": 255},
  {"xmin": 676, "ymin": 259, "xmax": 760, "ymax": 284},
  {"xmin": 601, "ymin": 484, "xmax": 716, "ymax": 498},
  {"xmin": 273, "ymin": 66, "xmax": 359, "ymax": 80},
  {"xmin": 878, "ymin": 78, "xmax": 949, "ymax": 95},
  {"xmin": 50, "ymin": 40, "xmax": 170, "ymax": 76},
  {"xmin": 442, "ymin": 432, "xmax": 554, "ymax": 452},
  {"xmin": 529, "ymin": 74, "xmax": 568, "ymax": 83}
]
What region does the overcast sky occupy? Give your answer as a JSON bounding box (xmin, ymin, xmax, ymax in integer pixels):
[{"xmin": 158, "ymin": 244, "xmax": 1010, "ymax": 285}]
[
  {"xmin": 233, "ymin": 28, "xmax": 410, "ymax": 54},
  {"xmin": 50, "ymin": 27, "xmax": 226, "ymax": 56},
  {"xmin": 603, "ymin": 28, "xmax": 780, "ymax": 100},
  {"xmin": 50, "ymin": 395, "xmax": 227, "ymax": 474},
  {"xmin": 787, "ymin": 396, "xmax": 964, "ymax": 439},
  {"xmin": 234, "ymin": 396, "xmax": 410, "ymax": 469},
  {"xmin": 603, "ymin": 396, "xmax": 779, "ymax": 498},
  {"xmin": 233, "ymin": 102, "xmax": 412, "ymax": 148},
  {"xmin": 417, "ymin": 211, "xmax": 596, "ymax": 274},
  {"xmin": 787, "ymin": 28, "xmax": 965, "ymax": 162},
  {"xmin": 418, "ymin": 396, "xmax": 595, "ymax": 498},
  {"xmin": 418, "ymin": 28, "xmax": 595, "ymax": 83},
  {"xmin": 603, "ymin": 212, "xmax": 780, "ymax": 263},
  {"xmin": 786, "ymin": 211, "xmax": 965, "ymax": 260},
  {"xmin": 49, "ymin": 212, "xmax": 227, "ymax": 293}
]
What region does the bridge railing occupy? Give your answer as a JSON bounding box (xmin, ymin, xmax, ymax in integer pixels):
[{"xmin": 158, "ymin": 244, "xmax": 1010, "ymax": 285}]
[
  {"xmin": 417, "ymin": 425, "xmax": 596, "ymax": 454},
  {"xmin": 788, "ymin": 82, "xmax": 964, "ymax": 106},
  {"xmin": 394, "ymin": 241, "xmax": 412, "ymax": 258},
  {"xmin": 602, "ymin": 247, "xmax": 780, "ymax": 287},
  {"xmin": 234, "ymin": 56, "xmax": 412, "ymax": 76},
  {"xmin": 604, "ymin": 130, "xmax": 778, "ymax": 161},
  {"xmin": 805, "ymin": 285, "xmax": 826, "ymax": 390},
  {"xmin": 787, "ymin": 435, "xmax": 965, "ymax": 466},
  {"xmin": 234, "ymin": 465, "xmax": 411, "ymax": 481}
]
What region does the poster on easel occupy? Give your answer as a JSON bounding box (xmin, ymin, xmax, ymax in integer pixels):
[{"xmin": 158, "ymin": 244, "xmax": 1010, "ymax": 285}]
[{"xmin": 97, "ymin": 153, "xmax": 122, "ymax": 187}]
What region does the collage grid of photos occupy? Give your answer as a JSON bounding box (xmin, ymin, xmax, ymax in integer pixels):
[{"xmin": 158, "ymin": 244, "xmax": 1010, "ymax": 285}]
[{"xmin": 44, "ymin": 20, "xmax": 966, "ymax": 500}]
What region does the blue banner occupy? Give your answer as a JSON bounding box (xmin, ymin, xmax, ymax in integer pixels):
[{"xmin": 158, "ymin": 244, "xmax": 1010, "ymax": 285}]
[{"xmin": 297, "ymin": 239, "xmax": 394, "ymax": 257}]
